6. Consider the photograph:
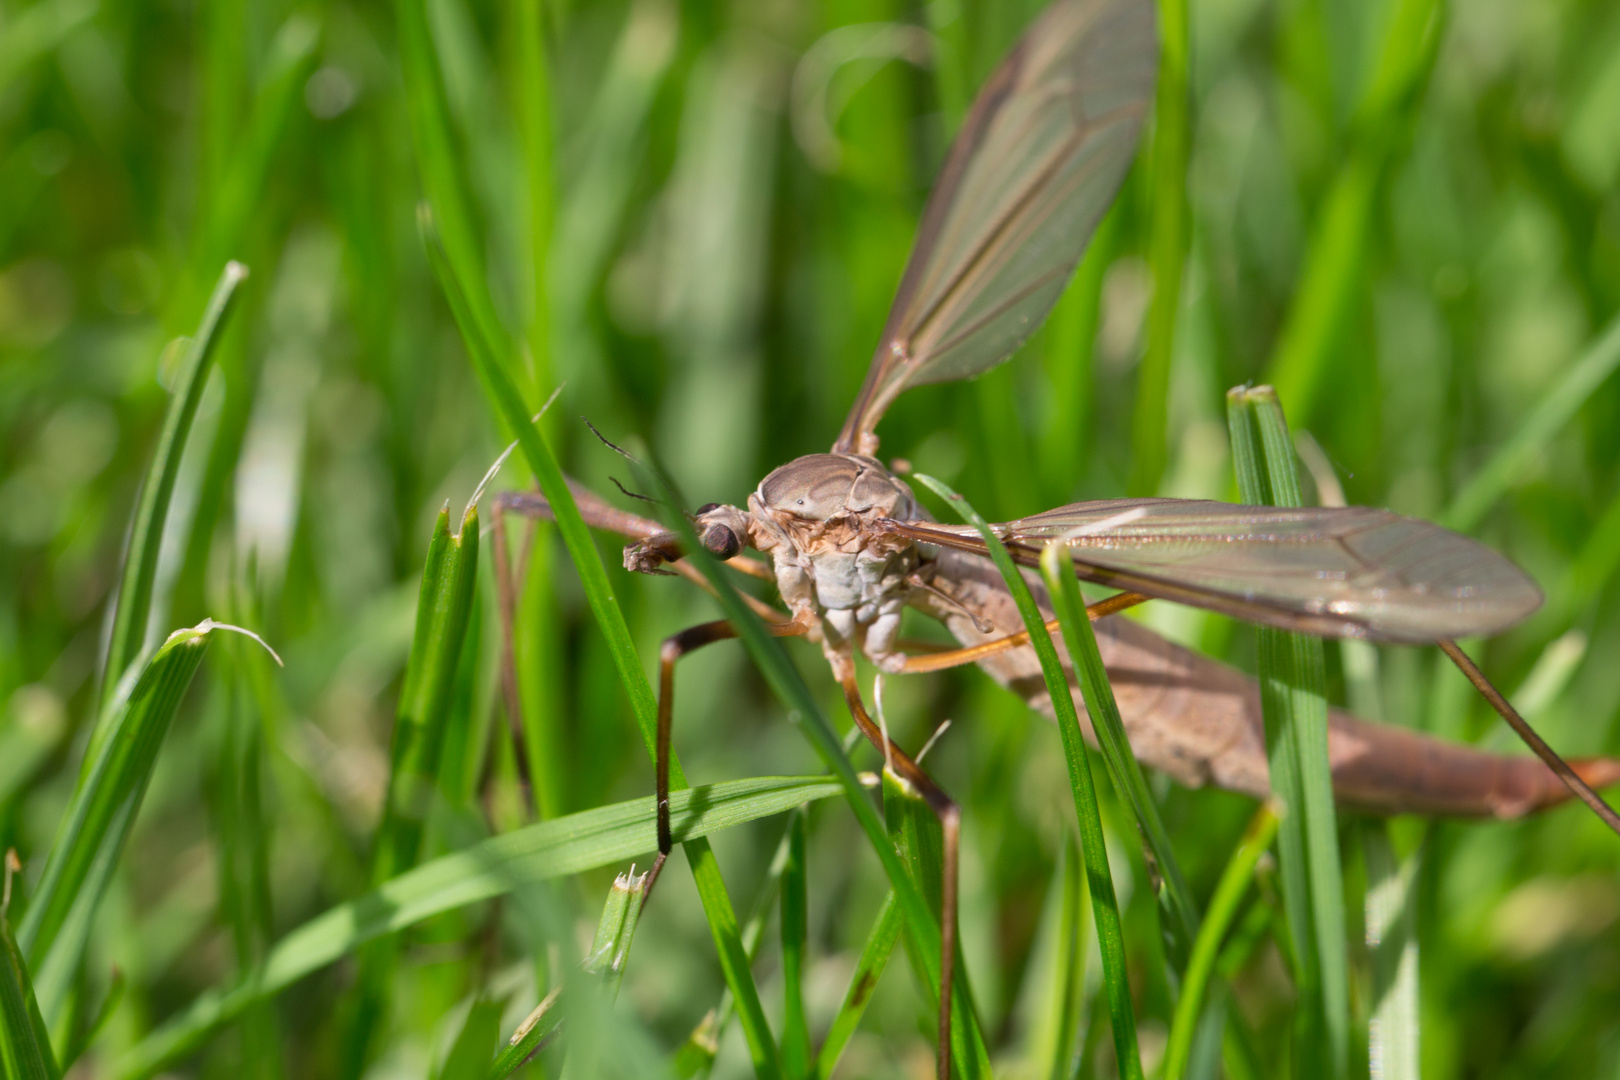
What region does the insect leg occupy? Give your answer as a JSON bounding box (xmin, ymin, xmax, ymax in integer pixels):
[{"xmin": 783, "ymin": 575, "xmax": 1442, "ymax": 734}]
[
  {"xmin": 642, "ymin": 618, "xmax": 811, "ymax": 897},
  {"xmin": 899, "ymin": 591, "xmax": 1148, "ymax": 673},
  {"xmin": 838, "ymin": 673, "xmax": 960, "ymax": 1080},
  {"xmin": 1440, "ymin": 639, "xmax": 1620, "ymax": 836}
]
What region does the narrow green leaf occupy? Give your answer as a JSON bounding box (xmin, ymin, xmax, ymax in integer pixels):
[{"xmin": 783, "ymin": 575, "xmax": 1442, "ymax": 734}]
[
  {"xmin": 21, "ymin": 620, "xmax": 221, "ymax": 1027},
  {"xmin": 779, "ymin": 808, "xmax": 811, "ymax": 1079},
  {"xmin": 418, "ymin": 188, "xmax": 781, "ymax": 1077},
  {"xmin": 1445, "ymin": 312, "xmax": 1620, "ymax": 532},
  {"xmin": 95, "ymin": 263, "xmax": 247, "ymax": 735},
  {"xmin": 439, "ymin": 997, "xmax": 503, "ymax": 1080},
  {"xmin": 1226, "ymin": 386, "xmax": 1347, "ymax": 1080},
  {"xmin": 1162, "ymin": 802, "xmax": 1280, "ymax": 1080},
  {"xmin": 108, "ymin": 776, "xmax": 837, "ymax": 1080},
  {"xmin": 1022, "ymin": 837, "xmax": 1084, "ymax": 1080},
  {"xmin": 814, "ymin": 890, "xmax": 901, "ymax": 1080},
  {"xmin": 1128, "ymin": 0, "xmax": 1189, "ymax": 497},
  {"xmin": 1364, "ymin": 826, "xmax": 1420, "ymax": 1080},
  {"xmin": 910, "ymin": 473, "xmax": 1142, "ymax": 1080},
  {"xmin": 1040, "ymin": 546, "xmax": 1199, "ymax": 961},
  {"xmin": 1, "ymin": 892, "xmax": 60, "ymax": 1080},
  {"xmin": 486, "ymin": 987, "xmax": 559, "ymax": 1080}
]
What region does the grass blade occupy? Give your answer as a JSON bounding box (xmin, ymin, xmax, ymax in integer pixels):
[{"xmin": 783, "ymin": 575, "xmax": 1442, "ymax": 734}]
[
  {"xmin": 1445, "ymin": 312, "xmax": 1620, "ymax": 531},
  {"xmin": 1226, "ymin": 386, "xmax": 1348, "ymax": 1080},
  {"xmin": 1, "ymin": 872, "xmax": 59, "ymax": 1080},
  {"xmin": 814, "ymin": 890, "xmax": 901, "ymax": 1080},
  {"xmin": 94, "ymin": 263, "xmax": 248, "ymax": 735},
  {"xmin": 556, "ymin": 868, "xmax": 650, "ymax": 1079},
  {"xmin": 1162, "ymin": 802, "xmax": 1280, "ymax": 1080},
  {"xmin": 417, "ymin": 179, "xmax": 781, "ymax": 1075},
  {"xmin": 1128, "ymin": 0, "xmax": 1189, "ymax": 497},
  {"xmin": 779, "ymin": 807, "xmax": 811, "ymax": 1078},
  {"xmin": 1263, "ymin": 0, "xmax": 1441, "ymax": 429},
  {"xmin": 108, "ymin": 775, "xmax": 837, "ymax": 1080},
  {"xmin": 1019, "ymin": 836, "xmax": 1085, "ymax": 1080},
  {"xmin": 910, "ymin": 473, "xmax": 1142, "ymax": 1080},
  {"xmin": 344, "ymin": 504, "xmax": 481, "ymax": 1077},
  {"xmin": 1364, "ymin": 826, "xmax": 1420, "ymax": 1080},
  {"xmin": 438, "ymin": 997, "xmax": 502, "ymax": 1080},
  {"xmin": 20, "ymin": 620, "xmax": 224, "ymax": 1027}
]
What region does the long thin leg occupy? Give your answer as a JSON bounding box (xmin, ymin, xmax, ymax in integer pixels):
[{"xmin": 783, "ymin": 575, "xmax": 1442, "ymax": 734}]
[
  {"xmin": 1440, "ymin": 639, "xmax": 1620, "ymax": 835},
  {"xmin": 900, "ymin": 591, "xmax": 1148, "ymax": 674},
  {"xmin": 838, "ymin": 672, "xmax": 959, "ymax": 1080},
  {"xmin": 642, "ymin": 617, "xmax": 810, "ymax": 897}
]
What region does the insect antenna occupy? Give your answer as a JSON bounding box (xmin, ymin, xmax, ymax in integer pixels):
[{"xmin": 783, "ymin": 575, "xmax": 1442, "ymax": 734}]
[{"xmin": 608, "ymin": 475, "xmax": 660, "ymax": 506}]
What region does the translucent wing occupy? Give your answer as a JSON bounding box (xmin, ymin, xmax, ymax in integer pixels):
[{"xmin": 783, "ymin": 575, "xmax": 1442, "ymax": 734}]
[
  {"xmin": 833, "ymin": 0, "xmax": 1157, "ymax": 455},
  {"xmin": 886, "ymin": 499, "xmax": 1543, "ymax": 642}
]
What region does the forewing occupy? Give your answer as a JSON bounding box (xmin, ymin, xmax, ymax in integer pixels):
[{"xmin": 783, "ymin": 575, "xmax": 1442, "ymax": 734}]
[
  {"xmin": 833, "ymin": 0, "xmax": 1157, "ymax": 455},
  {"xmin": 889, "ymin": 499, "xmax": 1543, "ymax": 642}
]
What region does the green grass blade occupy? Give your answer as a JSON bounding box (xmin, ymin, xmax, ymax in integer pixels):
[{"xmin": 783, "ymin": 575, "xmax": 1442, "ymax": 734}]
[
  {"xmin": 438, "ymin": 997, "xmax": 502, "ymax": 1080},
  {"xmin": 557, "ymin": 869, "xmax": 650, "ymax": 1079},
  {"xmin": 632, "ymin": 462, "xmax": 992, "ymax": 1080},
  {"xmin": 487, "ymin": 988, "xmax": 559, "ymax": 1080},
  {"xmin": 1039, "ymin": 546, "xmax": 1200, "ymax": 960},
  {"xmin": 1264, "ymin": 0, "xmax": 1441, "ymax": 429},
  {"xmin": 1226, "ymin": 386, "xmax": 1347, "ymax": 1080},
  {"xmin": 1162, "ymin": 802, "xmax": 1280, "ymax": 1080},
  {"xmin": 108, "ymin": 775, "xmax": 838, "ymax": 1080},
  {"xmin": 1023, "ymin": 838, "xmax": 1084, "ymax": 1080},
  {"xmin": 1, "ymin": 894, "xmax": 59, "ymax": 1080},
  {"xmin": 344, "ymin": 504, "xmax": 481, "ymax": 1077},
  {"xmin": 1364, "ymin": 826, "xmax": 1420, "ymax": 1080},
  {"xmin": 20, "ymin": 620, "xmax": 220, "ymax": 1027},
  {"xmin": 1445, "ymin": 312, "xmax": 1620, "ymax": 531},
  {"xmin": 779, "ymin": 807, "xmax": 811, "ymax": 1079},
  {"xmin": 95, "ymin": 263, "xmax": 247, "ymax": 733},
  {"xmin": 419, "ymin": 220, "xmax": 782, "ymax": 1080},
  {"xmin": 910, "ymin": 473, "xmax": 1142, "ymax": 1080},
  {"xmin": 814, "ymin": 889, "xmax": 901, "ymax": 1080},
  {"xmin": 1128, "ymin": 0, "xmax": 1189, "ymax": 497}
]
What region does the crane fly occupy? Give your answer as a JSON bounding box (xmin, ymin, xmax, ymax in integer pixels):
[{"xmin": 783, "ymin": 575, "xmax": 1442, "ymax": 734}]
[{"xmin": 493, "ymin": 0, "xmax": 1620, "ymax": 1073}]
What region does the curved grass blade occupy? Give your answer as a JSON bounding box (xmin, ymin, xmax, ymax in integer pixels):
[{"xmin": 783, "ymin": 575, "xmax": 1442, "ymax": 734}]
[
  {"xmin": 1226, "ymin": 385, "xmax": 1348, "ymax": 1080},
  {"xmin": 95, "ymin": 262, "xmax": 248, "ymax": 737},
  {"xmin": 910, "ymin": 473, "xmax": 1142, "ymax": 1080},
  {"xmin": 1162, "ymin": 802, "xmax": 1280, "ymax": 1080},
  {"xmin": 418, "ymin": 210, "xmax": 781, "ymax": 1078},
  {"xmin": 107, "ymin": 775, "xmax": 837, "ymax": 1080},
  {"xmin": 20, "ymin": 620, "xmax": 221, "ymax": 1027},
  {"xmin": 779, "ymin": 808, "xmax": 811, "ymax": 1078},
  {"xmin": 1, "ymin": 885, "xmax": 59, "ymax": 1080}
]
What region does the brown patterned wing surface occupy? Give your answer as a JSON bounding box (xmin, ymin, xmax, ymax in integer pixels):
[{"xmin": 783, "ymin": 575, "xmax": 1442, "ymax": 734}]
[
  {"xmin": 833, "ymin": 0, "xmax": 1157, "ymax": 455},
  {"xmin": 888, "ymin": 499, "xmax": 1543, "ymax": 642}
]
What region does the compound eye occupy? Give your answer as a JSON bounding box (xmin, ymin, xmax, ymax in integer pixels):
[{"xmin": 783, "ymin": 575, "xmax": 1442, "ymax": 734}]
[
  {"xmin": 702, "ymin": 523, "xmax": 741, "ymax": 560},
  {"xmin": 695, "ymin": 502, "xmax": 722, "ymax": 515}
]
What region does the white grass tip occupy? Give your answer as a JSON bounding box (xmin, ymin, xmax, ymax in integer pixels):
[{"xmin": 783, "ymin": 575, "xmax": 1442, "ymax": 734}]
[
  {"xmin": 195, "ymin": 619, "xmax": 285, "ymax": 666},
  {"xmin": 223, "ymin": 260, "xmax": 250, "ymax": 285},
  {"xmin": 916, "ymin": 718, "xmax": 952, "ymax": 764}
]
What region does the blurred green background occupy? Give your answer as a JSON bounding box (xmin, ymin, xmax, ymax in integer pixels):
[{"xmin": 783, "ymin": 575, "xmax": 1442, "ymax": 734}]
[{"xmin": 3, "ymin": 0, "xmax": 1620, "ymax": 1075}]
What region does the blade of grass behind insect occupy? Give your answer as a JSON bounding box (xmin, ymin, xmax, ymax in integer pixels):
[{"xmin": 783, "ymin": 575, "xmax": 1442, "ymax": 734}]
[
  {"xmin": 1264, "ymin": 0, "xmax": 1441, "ymax": 429},
  {"xmin": 1364, "ymin": 826, "xmax": 1419, "ymax": 1080},
  {"xmin": 108, "ymin": 775, "xmax": 840, "ymax": 1080},
  {"xmin": 634, "ymin": 461, "xmax": 992, "ymax": 1080},
  {"xmin": 419, "ymin": 217, "xmax": 783, "ymax": 1080},
  {"xmin": 1226, "ymin": 386, "xmax": 1347, "ymax": 1080},
  {"xmin": 1445, "ymin": 312, "xmax": 1620, "ymax": 532},
  {"xmin": 20, "ymin": 621, "xmax": 218, "ymax": 1029},
  {"xmin": 343, "ymin": 504, "xmax": 481, "ymax": 1079},
  {"xmin": 909, "ymin": 473, "xmax": 1141, "ymax": 1080},
  {"xmin": 1, "ymin": 892, "xmax": 60, "ymax": 1080},
  {"xmin": 1021, "ymin": 835, "xmax": 1084, "ymax": 1080},
  {"xmin": 1162, "ymin": 802, "xmax": 1280, "ymax": 1080},
  {"xmin": 1127, "ymin": 0, "xmax": 1189, "ymax": 498},
  {"xmin": 94, "ymin": 263, "xmax": 247, "ymax": 738},
  {"xmin": 779, "ymin": 807, "xmax": 811, "ymax": 1078},
  {"xmin": 1039, "ymin": 547, "xmax": 1199, "ymax": 960}
]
